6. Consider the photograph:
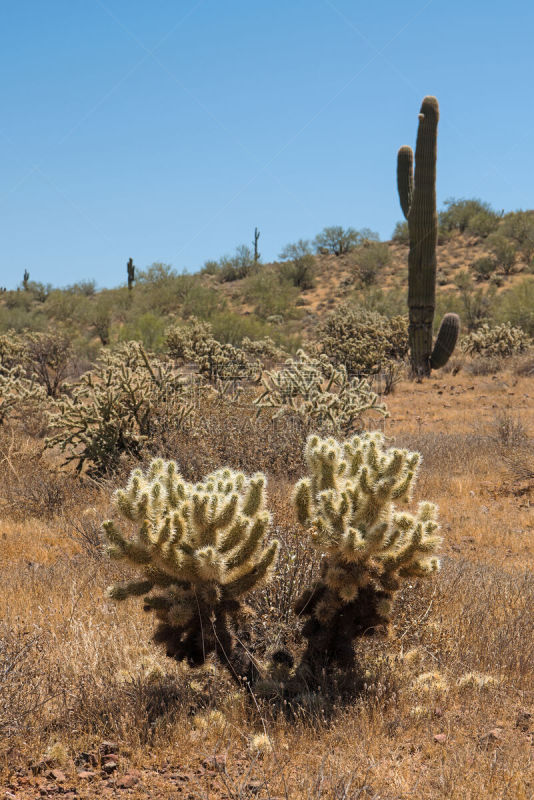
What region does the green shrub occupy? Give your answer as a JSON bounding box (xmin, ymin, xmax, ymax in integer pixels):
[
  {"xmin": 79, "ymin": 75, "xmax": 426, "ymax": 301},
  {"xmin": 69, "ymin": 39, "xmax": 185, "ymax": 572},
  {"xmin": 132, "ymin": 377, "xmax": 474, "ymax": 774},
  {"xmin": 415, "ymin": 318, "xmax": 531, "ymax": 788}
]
[
  {"xmin": 278, "ymin": 240, "xmax": 316, "ymax": 290},
  {"xmin": 245, "ymin": 270, "xmax": 299, "ymax": 320},
  {"xmin": 391, "ymin": 220, "xmax": 409, "ymax": 244},
  {"xmin": 467, "ymin": 211, "xmax": 499, "ymax": 238},
  {"xmin": 498, "ymin": 211, "xmax": 534, "ymax": 264},
  {"xmin": 487, "ymin": 233, "xmax": 518, "ymax": 275},
  {"xmin": 119, "ymin": 312, "xmax": 167, "ymax": 351},
  {"xmin": 472, "ymin": 256, "xmax": 496, "ymax": 281},
  {"xmin": 215, "ymin": 245, "xmax": 256, "ymax": 282},
  {"xmin": 493, "ymin": 278, "xmax": 534, "ymax": 336},
  {"xmin": 352, "ymin": 242, "xmax": 391, "ymax": 286},
  {"xmin": 439, "ymin": 198, "xmax": 498, "ymax": 233},
  {"xmin": 313, "ymin": 226, "xmax": 361, "ymax": 256}
]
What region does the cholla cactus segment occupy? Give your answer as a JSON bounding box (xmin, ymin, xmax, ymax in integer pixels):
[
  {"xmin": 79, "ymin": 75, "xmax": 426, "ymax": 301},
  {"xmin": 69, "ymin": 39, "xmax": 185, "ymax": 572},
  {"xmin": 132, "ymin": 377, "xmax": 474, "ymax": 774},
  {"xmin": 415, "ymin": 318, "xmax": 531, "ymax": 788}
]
[
  {"xmin": 0, "ymin": 365, "xmax": 47, "ymax": 425},
  {"xmin": 103, "ymin": 459, "xmax": 279, "ymax": 682},
  {"xmin": 461, "ymin": 322, "xmax": 531, "ymax": 358},
  {"xmin": 254, "ymin": 350, "xmax": 388, "ymax": 435},
  {"xmin": 292, "ymin": 433, "xmax": 440, "ymax": 678},
  {"xmin": 46, "ymin": 342, "xmax": 194, "ymax": 475}
]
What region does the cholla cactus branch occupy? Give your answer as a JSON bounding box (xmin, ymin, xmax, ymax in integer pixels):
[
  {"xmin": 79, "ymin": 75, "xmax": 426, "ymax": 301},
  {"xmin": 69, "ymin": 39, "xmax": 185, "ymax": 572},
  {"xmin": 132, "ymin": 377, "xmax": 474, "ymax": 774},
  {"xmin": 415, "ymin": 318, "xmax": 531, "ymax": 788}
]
[
  {"xmin": 103, "ymin": 459, "xmax": 279, "ymax": 685},
  {"xmin": 292, "ymin": 433, "xmax": 441, "ymax": 682},
  {"xmin": 46, "ymin": 342, "xmax": 194, "ymax": 475},
  {"xmin": 255, "ymin": 350, "xmax": 388, "ymax": 434}
]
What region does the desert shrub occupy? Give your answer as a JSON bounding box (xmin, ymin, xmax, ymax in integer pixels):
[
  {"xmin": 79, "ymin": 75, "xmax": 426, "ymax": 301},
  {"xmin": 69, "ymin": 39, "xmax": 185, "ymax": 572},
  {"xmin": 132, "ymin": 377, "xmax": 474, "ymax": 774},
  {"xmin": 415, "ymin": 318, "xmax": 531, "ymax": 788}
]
[
  {"xmin": 119, "ymin": 311, "xmax": 166, "ymax": 351},
  {"xmin": 215, "ymin": 245, "xmax": 256, "ymax": 282},
  {"xmin": 352, "ymin": 242, "xmax": 391, "ymax": 286},
  {"xmin": 454, "ymin": 271, "xmax": 495, "ymax": 331},
  {"xmin": 493, "ymin": 278, "xmax": 534, "ymax": 336},
  {"xmin": 439, "ymin": 198, "xmax": 498, "ymax": 234},
  {"xmin": 103, "ymin": 459, "xmax": 279, "ymax": 685},
  {"xmin": 392, "ymin": 220, "xmax": 409, "ymax": 244},
  {"xmin": 487, "ymin": 233, "xmax": 518, "ymax": 274},
  {"xmin": 318, "ymin": 306, "xmax": 408, "ymax": 377},
  {"xmin": 245, "ymin": 270, "xmax": 299, "ymax": 320},
  {"xmin": 472, "ymin": 256, "xmax": 496, "ymax": 281},
  {"xmin": 46, "ymin": 342, "xmax": 194, "ymax": 475},
  {"xmin": 313, "ymin": 226, "xmax": 360, "ymax": 256},
  {"xmin": 498, "ymin": 210, "xmax": 534, "ymax": 264},
  {"xmin": 254, "ymin": 350, "xmax": 388, "ymax": 435},
  {"xmin": 45, "ymin": 289, "xmax": 90, "ymax": 323},
  {"xmin": 279, "ymin": 240, "xmax": 316, "ymax": 290},
  {"xmin": 24, "ymin": 331, "xmax": 73, "ymax": 397},
  {"xmin": 467, "ymin": 211, "xmax": 500, "ymax": 238},
  {"xmin": 461, "ymin": 322, "xmax": 531, "ymax": 358}
]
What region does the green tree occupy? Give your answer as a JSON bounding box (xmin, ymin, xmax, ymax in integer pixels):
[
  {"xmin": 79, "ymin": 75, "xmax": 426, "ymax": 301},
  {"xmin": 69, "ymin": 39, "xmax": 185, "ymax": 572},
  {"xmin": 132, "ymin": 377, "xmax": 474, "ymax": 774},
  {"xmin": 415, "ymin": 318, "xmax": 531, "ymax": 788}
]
[{"xmin": 313, "ymin": 226, "xmax": 360, "ymax": 256}]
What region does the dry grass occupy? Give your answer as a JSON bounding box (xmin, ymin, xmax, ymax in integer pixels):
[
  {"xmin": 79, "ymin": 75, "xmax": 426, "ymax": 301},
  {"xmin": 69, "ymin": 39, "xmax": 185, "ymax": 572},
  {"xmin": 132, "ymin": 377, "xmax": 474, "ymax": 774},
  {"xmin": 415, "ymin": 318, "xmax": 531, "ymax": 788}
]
[{"xmin": 1, "ymin": 369, "xmax": 533, "ymax": 799}]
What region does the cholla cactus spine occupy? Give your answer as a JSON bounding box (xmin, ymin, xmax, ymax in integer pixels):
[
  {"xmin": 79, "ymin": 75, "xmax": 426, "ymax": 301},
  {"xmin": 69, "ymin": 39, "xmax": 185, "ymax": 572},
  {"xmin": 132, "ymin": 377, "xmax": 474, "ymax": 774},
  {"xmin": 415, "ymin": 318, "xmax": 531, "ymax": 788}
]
[{"xmin": 103, "ymin": 459, "xmax": 279, "ymax": 683}]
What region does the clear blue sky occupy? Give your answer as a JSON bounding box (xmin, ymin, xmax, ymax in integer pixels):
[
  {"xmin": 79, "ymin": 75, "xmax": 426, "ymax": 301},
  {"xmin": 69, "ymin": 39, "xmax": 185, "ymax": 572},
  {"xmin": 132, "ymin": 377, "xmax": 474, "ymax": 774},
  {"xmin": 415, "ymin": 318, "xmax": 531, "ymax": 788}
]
[{"xmin": 1, "ymin": 0, "xmax": 533, "ymax": 289}]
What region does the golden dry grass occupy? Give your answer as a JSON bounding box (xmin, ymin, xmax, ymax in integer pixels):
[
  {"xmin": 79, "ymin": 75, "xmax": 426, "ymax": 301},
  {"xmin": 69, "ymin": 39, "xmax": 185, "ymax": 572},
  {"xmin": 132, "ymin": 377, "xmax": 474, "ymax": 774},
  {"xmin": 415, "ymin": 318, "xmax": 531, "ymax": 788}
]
[{"xmin": 1, "ymin": 369, "xmax": 533, "ymax": 799}]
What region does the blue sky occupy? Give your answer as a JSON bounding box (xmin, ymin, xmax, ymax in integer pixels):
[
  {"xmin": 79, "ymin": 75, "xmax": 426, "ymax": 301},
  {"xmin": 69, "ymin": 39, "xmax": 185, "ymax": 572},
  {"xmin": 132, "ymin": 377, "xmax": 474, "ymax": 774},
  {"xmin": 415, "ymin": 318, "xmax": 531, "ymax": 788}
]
[{"xmin": 1, "ymin": 0, "xmax": 533, "ymax": 289}]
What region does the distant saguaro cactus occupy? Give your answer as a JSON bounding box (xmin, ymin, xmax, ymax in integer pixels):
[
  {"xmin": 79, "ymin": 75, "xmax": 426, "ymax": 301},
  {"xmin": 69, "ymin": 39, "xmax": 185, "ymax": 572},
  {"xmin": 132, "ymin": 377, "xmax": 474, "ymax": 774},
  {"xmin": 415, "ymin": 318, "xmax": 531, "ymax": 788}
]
[
  {"xmin": 127, "ymin": 258, "xmax": 135, "ymax": 291},
  {"xmin": 253, "ymin": 227, "xmax": 261, "ymax": 263},
  {"xmin": 22, "ymin": 270, "xmax": 30, "ymax": 291},
  {"xmin": 397, "ymin": 96, "xmax": 459, "ymax": 376}
]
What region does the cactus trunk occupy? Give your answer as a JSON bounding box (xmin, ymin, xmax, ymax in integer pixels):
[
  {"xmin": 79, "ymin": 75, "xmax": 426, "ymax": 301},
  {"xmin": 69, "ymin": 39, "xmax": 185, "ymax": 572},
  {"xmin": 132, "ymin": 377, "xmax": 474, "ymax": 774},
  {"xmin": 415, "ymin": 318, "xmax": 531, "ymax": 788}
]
[{"xmin": 397, "ymin": 96, "xmax": 459, "ymax": 376}]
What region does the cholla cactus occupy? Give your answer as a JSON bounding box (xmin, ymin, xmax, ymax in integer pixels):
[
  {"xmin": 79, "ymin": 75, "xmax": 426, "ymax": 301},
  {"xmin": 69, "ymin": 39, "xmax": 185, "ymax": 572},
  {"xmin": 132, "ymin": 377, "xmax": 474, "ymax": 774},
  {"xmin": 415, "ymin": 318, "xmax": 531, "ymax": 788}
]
[
  {"xmin": 166, "ymin": 318, "xmax": 261, "ymax": 392},
  {"xmin": 254, "ymin": 350, "xmax": 388, "ymax": 434},
  {"xmin": 461, "ymin": 322, "xmax": 531, "ymax": 358},
  {"xmin": 103, "ymin": 459, "xmax": 279, "ymax": 685},
  {"xmin": 0, "ymin": 366, "xmax": 46, "ymax": 425},
  {"xmin": 46, "ymin": 342, "xmax": 193, "ymax": 475},
  {"xmin": 291, "ymin": 433, "xmax": 441, "ymax": 680},
  {"xmin": 319, "ymin": 307, "xmax": 409, "ymax": 378}
]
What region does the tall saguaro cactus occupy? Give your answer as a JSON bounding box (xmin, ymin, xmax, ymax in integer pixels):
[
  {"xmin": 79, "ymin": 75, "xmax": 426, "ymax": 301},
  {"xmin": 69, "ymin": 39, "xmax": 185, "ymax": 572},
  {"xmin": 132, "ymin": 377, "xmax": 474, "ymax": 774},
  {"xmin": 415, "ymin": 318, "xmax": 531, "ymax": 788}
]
[{"xmin": 397, "ymin": 96, "xmax": 459, "ymax": 376}]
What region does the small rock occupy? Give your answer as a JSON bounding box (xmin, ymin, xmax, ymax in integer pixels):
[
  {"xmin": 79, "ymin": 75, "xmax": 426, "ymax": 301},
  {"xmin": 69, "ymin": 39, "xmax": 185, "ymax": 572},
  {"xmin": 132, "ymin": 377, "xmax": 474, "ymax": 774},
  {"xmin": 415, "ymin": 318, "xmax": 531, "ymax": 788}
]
[
  {"xmin": 102, "ymin": 760, "xmax": 118, "ymax": 774},
  {"xmin": 77, "ymin": 770, "xmax": 96, "ymax": 779},
  {"xmin": 50, "ymin": 768, "xmax": 66, "ymax": 783},
  {"xmin": 5, "ymin": 792, "xmax": 18, "ymax": 800},
  {"xmin": 433, "ymin": 733, "xmax": 447, "ymax": 744},
  {"xmin": 246, "ymin": 780, "xmax": 263, "ymax": 793},
  {"xmin": 117, "ymin": 773, "xmax": 140, "ymax": 789},
  {"xmin": 99, "ymin": 741, "xmax": 119, "ymax": 756}
]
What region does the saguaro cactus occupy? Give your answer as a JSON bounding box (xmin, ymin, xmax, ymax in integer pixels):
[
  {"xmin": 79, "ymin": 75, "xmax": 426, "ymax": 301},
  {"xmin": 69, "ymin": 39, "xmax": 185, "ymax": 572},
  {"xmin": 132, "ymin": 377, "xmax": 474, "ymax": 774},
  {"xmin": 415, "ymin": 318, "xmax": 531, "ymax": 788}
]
[
  {"xmin": 127, "ymin": 258, "xmax": 135, "ymax": 291},
  {"xmin": 397, "ymin": 96, "xmax": 459, "ymax": 376}
]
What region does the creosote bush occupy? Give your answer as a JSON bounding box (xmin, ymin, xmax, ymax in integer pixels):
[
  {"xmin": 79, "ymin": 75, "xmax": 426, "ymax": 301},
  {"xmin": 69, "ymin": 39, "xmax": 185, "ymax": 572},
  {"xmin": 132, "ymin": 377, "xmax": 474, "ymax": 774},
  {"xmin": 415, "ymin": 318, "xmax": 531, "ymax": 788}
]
[
  {"xmin": 254, "ymin": 350, "xmax": 388, "ymax": 435},
  {"xmin": 461, "ymin": 322, "xmax": 531, "ymax": 358},
  {"xmin": 103, "ymin": 459, "xmax": 279, "ymax": 686}
]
